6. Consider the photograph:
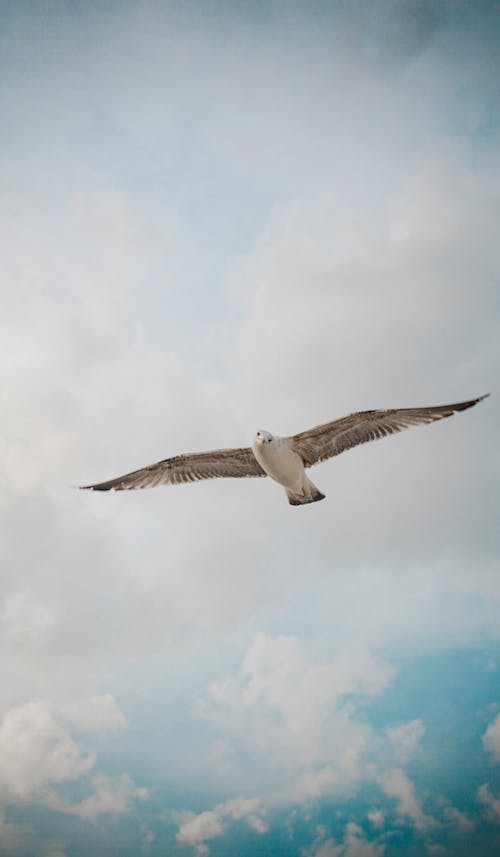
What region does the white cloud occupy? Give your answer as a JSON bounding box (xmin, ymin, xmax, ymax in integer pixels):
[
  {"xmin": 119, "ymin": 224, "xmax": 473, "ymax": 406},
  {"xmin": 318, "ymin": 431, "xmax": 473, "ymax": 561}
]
[
  {"xmin": 442, "ymin": 805, "xmax": 474, "ymax": 833},
  {"xmin": 385, "ymin": 719, "xmax": 425, "ymax": 763},
  {"xmin": 303, "ymin": 838, "xmax": 342, "ymax": 857},
  {"xmin": 477, "ymin": 783, "xmax": 500, "ymax": 822},
  {"xmin": 45, "ymin": 772, "xmax": 148, "ymax": 820},
  {"xmin": 176, "ymin": 811, "xmax": 224, "ymax": 857},
  {"xmin": 175, "ymin": 796, "xmax": 267, "ymax": 856},
  {"xmin": 483, "ymin": 713, "xmax": 500, "ymax": 762},
  {"xmin": 196, "ymin": 634, "xmax": 394, "ymax": 797},
  {"xmin": 303, "ymin": 822, "xmax": 385, "ymax": 857},
  {"xmin": 177, "ymin": 636, "xmax": 430, "ymax": 852},
  {"xmin": 0, "ymin": 700, "xmax": 94, "ymax": 801},
  {"xmin": 0, "ymin": 697, "xmax": 144, "ymax": 822},
  {"xmin": 367, "ymin": 810, "xmax": 385, "ymax": 830},
  {"xmin": 223, "ymin": 796, "xmax": 269, "ymax": 833},
  {"xmin": 379, "ymin": 769, "xmax": 436, "ymax": 831},
  {"xmin": 55, "ymin": 693, "xmax": 127, "ymax": 734}
]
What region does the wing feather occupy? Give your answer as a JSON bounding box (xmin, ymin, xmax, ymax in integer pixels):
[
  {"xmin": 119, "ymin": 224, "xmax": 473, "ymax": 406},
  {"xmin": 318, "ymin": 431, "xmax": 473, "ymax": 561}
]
[
  {"xmin": 80, "ymin": 446, "xmax": 265, "ymax": 491},
  {"xmin": 289, "ymin": 395, "xmax": 489, "ymax": 467}
]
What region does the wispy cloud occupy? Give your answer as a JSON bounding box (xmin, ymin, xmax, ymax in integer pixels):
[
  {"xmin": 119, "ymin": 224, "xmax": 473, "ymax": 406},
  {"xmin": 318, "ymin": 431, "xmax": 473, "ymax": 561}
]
[
  {"xmin": 378, "ymin": 768, "xmax": 436, "ymax": 831},
  {"xmin": 483, "ymin": 712, "xmax": 500, "ymax": 762},
  {"xmin": 477, "ymin": 783, "xmax": 500, "ymax": 822},
  {"xmin": 385, "ymin": 719, "xmax": 426, "ymax": 764},
  {"xmin": 302, "ymin": 821, "xmax": 386, "ymax": 857},
  {"xmin": 0, "ymin": 697, "xmax": 144, "ymax": 819},
  {"xmin": 175, "ymin": 796, "xmax": 268, "ymax": 856}
]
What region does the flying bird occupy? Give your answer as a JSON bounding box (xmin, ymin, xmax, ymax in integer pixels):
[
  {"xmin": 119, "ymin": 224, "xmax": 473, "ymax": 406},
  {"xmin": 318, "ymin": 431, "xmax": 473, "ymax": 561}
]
[{"xmin": 81, "ymin": 394, "xmax": 488, "ymax": 506}]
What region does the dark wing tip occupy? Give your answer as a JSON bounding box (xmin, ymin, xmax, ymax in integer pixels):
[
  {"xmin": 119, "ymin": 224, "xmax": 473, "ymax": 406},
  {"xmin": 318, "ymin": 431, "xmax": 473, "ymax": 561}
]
[
  {"xmin": 79, "ymin": 485, "xmax": 108, "ymax": 491},
  {"xmin": 79, "ymin": 481, "xmax": 120, "ymax": 491},
  {"xmin": 457, "ymin": 393, "xmax": 490, "ymax": 410},
  {"xmin": 435, "ymin": 394, "xmax": 489, "ymax": 417}
]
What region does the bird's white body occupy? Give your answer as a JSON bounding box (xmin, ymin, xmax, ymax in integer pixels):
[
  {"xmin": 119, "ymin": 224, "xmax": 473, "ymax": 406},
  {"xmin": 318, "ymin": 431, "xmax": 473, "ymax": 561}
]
[{"xmin": 251, "ymin": 431, "xmax": 324, "ymax": 505}]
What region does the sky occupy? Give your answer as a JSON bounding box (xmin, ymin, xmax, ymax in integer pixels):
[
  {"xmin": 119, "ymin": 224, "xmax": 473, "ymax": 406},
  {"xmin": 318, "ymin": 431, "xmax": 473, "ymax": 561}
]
[{"xmin": 0, "ymin": 0, "xmax": 499, "ymax": 855}]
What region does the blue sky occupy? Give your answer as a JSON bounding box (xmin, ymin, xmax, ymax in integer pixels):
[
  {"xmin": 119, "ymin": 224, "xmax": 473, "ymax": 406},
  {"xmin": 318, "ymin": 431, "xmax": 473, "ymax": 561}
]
[{"xmin": 0, "ymin": 1, "xmax": 499, "ymax": 856}]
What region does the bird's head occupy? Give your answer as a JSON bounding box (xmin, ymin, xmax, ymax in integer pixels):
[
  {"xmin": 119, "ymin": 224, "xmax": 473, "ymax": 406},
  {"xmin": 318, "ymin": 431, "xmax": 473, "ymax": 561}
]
[{"xmin": 254, "ymin": 430, "xmax": 273, "ymax": 445}]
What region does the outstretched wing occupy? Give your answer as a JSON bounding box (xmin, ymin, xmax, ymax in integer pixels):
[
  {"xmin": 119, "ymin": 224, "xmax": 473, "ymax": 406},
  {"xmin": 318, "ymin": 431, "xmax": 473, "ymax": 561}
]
[
  {"xmin": 80, "ymin": 446, "xmax": 265, "ymax": 491},
  {"xmin": 289, "ymin": 395, "xmax": 489, "ymax": 468}
]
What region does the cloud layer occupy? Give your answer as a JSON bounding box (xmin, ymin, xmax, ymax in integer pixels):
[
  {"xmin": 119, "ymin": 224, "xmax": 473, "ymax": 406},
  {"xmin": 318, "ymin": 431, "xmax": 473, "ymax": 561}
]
[{"xmin": 0, "ymin": 1, "xmax": 498, "ymax": 855}]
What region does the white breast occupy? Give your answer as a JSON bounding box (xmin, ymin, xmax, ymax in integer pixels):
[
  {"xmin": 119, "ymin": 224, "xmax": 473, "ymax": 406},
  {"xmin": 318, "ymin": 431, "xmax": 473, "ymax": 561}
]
[{"xmin": 252, "ymin": 437, "xmax": 305, "ymax": 489}]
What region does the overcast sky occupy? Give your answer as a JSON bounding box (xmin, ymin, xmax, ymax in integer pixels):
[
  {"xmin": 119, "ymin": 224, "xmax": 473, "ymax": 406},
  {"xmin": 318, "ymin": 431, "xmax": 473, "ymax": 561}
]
[{"xmin": 1, "ymin": 1, "xmax": 499, "ymax": 855}]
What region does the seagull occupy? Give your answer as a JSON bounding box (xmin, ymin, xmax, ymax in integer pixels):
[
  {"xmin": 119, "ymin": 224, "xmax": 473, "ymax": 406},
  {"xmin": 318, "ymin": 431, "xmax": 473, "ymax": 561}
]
[{"xmin": 80, "ymin": 394, "xmax": 488, "ymax": 506}]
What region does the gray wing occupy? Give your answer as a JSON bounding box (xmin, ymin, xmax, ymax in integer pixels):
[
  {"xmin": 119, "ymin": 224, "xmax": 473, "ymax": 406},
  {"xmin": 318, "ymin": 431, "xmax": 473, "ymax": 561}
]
[
  {"xmin": 80, "ymin": 446, "xmax": 266, "ymax": 491},
  {"xmin": 289, "ymin": 395, "xmax": 489, "ymax": 468}
]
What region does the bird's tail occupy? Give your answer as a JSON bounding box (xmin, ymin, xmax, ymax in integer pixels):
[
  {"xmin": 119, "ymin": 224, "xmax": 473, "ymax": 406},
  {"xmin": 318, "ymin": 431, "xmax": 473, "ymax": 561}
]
[{"xmin": 286, "ymin": 481, "xmax": 326, "ymax": 506}]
